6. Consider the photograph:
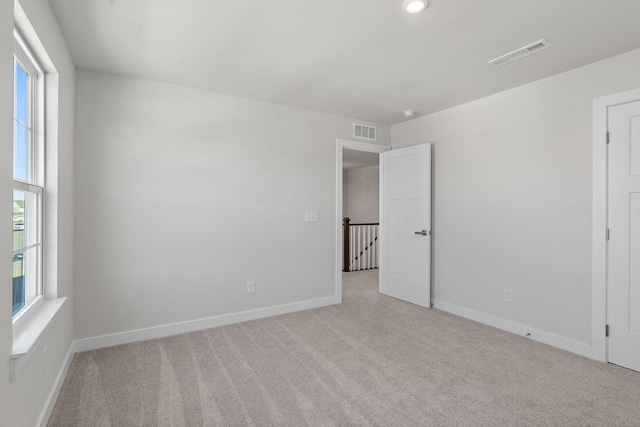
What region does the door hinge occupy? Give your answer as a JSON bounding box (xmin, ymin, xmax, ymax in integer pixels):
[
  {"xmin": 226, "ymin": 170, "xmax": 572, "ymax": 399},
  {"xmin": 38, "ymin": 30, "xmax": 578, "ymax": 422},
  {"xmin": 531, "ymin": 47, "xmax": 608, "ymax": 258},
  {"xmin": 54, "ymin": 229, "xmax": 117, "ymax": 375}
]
[
  {"xmin": 606, "ymin": 228, "xmax": 610, "ymax": 241},
  {"xmin": 606, "ymin": 324, "xmax": 610, "ymax": 337},
  {"xmin": 606, "ymin": 131, "xmax": 610, "ymax": 144}
]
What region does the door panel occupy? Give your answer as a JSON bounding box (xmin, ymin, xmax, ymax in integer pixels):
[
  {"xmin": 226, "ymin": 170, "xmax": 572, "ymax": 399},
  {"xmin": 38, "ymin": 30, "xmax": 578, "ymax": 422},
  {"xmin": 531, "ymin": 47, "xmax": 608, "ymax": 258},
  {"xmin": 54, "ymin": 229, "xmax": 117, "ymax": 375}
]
[
  {"xmin": 388, "ymin": 198, "xmax": 405, "ymax": 280},
  {"xmin": 380, "ymin": 144, "xmax": 431, "ymax": 308},
  {"xmin": 631, "ymin": 116, "xmax": 640, "ymax": 176},
  {"xmin": 631, "ymin": 194, "xmax": 640, "ymax": 334}
]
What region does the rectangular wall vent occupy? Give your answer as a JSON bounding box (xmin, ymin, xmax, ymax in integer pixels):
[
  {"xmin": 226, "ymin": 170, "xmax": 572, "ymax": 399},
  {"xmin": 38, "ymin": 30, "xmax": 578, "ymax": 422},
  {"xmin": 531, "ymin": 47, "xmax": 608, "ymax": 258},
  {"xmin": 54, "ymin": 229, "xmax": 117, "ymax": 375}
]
[
  {"xmin": 488, "ymin": 39, "xmax": 553, "ymax": 67},
  {"xmin": 354, "ymin": 123, "xmax": 376, "ymax": 140}
]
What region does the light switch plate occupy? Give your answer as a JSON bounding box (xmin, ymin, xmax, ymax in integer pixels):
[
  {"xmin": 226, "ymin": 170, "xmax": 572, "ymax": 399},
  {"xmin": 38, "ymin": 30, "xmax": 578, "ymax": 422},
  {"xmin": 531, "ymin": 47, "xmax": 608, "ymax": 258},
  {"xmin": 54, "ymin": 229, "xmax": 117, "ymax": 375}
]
[{"xmin": 305, "ymin": 211, "xmax": 319, "ymax": 222}]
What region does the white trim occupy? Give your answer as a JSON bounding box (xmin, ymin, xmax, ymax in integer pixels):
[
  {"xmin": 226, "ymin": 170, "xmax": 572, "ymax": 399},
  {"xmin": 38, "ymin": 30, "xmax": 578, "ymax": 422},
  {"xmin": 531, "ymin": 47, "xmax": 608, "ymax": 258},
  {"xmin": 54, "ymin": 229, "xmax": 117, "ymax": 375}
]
[
  {"xmin": 74, "ymin": 294, "xmax": 340, "ymax": 352},
  {"xmin": 12, "ymin": 180, "xmax": 43, "ymax": 193},
  {"xmin": 433, "ymin": 299, "xmax": 593, "ymax": 359},
  {"xmin": 335, "ymin": 139, "xmax": 390, "ymax": 302},
  {"xmin": 379, "ymin": 152, "xmax": 384, "ymax": 298},
  {"xmin": 592, "ymin": 87, "xmax": 640, "ymax": 363},
  {"xmin": 11, "ymin": 294, "xmax": 43, "ymax": 328},
  {"xmin": 13, "ymin": 28, "xmax": 44, "ymax": 77},
  {"xmin": 12, "ymin": 242, "xmax": 41, "ymax": 256},
  {"xmin": 37, "ymin": 341, "xmax": 75, "ymax": 427}
]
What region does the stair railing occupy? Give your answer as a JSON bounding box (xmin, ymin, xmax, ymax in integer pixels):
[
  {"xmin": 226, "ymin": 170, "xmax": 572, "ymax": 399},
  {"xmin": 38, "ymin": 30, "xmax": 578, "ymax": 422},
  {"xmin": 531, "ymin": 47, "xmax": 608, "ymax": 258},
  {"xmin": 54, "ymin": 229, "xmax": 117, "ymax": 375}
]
[{"xmin": 342, "ymin": 217, "xmax": 379, "ymax": 272}]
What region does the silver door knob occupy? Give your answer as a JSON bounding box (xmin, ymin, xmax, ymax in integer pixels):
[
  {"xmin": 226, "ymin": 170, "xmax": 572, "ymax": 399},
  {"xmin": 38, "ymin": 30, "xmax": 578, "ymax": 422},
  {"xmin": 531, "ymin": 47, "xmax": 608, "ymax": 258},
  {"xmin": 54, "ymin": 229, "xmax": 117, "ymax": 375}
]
[{"xmin": 414, "ymin": 230, "xmax": 430, "ymax": 236}]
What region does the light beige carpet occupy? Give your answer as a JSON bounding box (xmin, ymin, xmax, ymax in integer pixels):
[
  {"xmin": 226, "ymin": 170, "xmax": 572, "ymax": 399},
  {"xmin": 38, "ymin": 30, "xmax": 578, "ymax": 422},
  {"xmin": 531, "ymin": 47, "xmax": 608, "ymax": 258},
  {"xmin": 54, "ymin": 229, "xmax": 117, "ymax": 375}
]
[{"xmin": 49, "ymin": 270, "xmax": 640, "ymax": 426}]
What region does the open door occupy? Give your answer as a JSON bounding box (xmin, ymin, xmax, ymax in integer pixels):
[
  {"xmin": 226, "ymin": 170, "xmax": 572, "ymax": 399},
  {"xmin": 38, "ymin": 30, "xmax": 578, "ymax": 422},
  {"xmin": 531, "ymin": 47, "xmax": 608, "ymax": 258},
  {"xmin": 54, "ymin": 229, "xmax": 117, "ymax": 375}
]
[
  {"xmin": 379, "ymin": 143, "xmax": 431, "ymax": 307},
  {"xmin": 608, "ymin": 99, "xmax": 640, "ymax": 371}
]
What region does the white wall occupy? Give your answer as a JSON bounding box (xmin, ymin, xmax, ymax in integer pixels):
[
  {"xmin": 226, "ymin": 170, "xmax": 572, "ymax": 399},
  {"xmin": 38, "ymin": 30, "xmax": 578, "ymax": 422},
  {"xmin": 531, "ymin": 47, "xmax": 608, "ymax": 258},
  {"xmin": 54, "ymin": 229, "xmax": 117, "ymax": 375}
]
[
  {"xmin": 74, "ymin": 69, "xmax": 390, "ymax": 340},
  {"xmin": 391, "ymin": 48, "xmax": 640, "ymax": 347},
  {"xmin": 0, "ymin": 1, "xmax": 75, "ymax": 426},
  {"xmin": 343, "ymin": 165, "xmax": 379, "ymax": 223}
]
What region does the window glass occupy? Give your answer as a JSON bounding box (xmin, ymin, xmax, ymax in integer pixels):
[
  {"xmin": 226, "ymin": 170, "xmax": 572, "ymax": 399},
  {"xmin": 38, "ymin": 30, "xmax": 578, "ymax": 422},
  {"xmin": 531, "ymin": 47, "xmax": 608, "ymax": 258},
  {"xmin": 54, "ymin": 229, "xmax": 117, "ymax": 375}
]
[
  {"xmin": 14, "ymin": 122, "xmax": 29, "ymax": 182},
  {"xmin": 11, "ymin": 247, "xmax": 38, "ymax": 316},
  {"xmin": 13, "ymin": 190, "xmax": 39, "ymax": 248},
  {"xmin": 12, "ymin": 253, "xmax": 25, "ymax": 315},
  {"xmin": 12, "ymin": 191, "xmax": 25, "ymax": 251},
  {"xmin": 15, "ymin": 61, "xmax": 28, "ymax": 124},
  {"xmin": 12, "ymin": 31, "xmax": 43, "ymax": 318}
]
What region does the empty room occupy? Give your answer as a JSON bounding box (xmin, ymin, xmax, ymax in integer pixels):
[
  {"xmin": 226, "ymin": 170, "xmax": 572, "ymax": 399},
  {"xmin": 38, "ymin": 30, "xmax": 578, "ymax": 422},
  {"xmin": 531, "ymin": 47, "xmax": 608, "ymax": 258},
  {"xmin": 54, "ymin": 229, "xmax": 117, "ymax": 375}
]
[{"xmin": 2, "ymin": 0, "xmax": 640, "ymax": 425}]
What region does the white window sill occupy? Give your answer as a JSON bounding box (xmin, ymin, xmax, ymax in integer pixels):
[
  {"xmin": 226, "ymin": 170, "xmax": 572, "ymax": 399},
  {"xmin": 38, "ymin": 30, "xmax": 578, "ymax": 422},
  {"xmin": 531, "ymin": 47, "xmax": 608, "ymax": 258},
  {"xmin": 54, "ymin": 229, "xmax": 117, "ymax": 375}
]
[{"xmin": 10, "ymin": 297, "xmax": 67, "ymax": 382}]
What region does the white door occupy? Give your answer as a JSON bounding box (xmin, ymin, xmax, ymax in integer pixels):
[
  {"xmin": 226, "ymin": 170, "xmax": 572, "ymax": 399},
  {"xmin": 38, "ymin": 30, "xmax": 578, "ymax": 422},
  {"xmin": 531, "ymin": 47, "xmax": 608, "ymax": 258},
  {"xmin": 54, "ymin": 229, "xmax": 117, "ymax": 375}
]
[
  {"xmin": 379, "ymin": 143, "xmax": 431, "ymax": 307},
  {"xmin": 608, "ymin": 100, "xmax": 640, "ymax": 371}
]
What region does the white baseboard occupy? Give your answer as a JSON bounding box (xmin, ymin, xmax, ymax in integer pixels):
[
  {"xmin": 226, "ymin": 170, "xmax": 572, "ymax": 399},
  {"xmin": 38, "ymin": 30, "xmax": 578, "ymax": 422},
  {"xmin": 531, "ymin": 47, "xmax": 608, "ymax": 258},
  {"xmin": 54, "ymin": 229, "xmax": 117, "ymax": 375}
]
[
  {"xmin": 432, "ymin": 299, "xmax": 593, "ymax": 359},
  {"xmin": 74, "ymin": 294, "xmax": 341, "ymax": 353},
  {"xmin": 37, "ymin": 341, "xmax": 75, "ymax": 427}
]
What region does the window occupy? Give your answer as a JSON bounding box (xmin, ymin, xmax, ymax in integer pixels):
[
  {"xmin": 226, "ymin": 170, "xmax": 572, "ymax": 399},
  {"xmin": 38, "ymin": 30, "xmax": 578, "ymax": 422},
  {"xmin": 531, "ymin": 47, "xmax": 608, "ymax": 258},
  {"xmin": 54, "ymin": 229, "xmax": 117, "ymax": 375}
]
[{"xmin": 12, "ymin": 29, "xmax": 44, "ymax": 317}]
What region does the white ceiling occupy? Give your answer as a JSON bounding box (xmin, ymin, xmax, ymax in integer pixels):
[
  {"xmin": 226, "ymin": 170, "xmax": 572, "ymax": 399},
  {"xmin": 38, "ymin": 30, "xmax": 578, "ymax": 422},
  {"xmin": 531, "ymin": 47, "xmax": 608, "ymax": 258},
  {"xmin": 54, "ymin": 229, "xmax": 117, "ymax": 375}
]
[
  {"xmin": 343, "ymin": 149, "xmax": 379, "ymax": 170},
  {"xmin": 49, "ymin": 0, "xmax": 640, "ymax": 125}
]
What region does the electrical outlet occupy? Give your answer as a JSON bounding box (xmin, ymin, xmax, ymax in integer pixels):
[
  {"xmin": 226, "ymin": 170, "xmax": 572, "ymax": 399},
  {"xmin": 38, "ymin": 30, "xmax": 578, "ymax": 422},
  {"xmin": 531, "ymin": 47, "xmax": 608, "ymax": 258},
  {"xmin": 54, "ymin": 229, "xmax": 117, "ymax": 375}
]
[
  {"xmin": 503, "ymin": 288, "xmax": 512, "ymax": 303},
  {"xmin": 42, "ymin": 346, "xmax": 48, "ymax": 374},
  {"xmin": 247, "ymin": 281, "xmax": 256, "ymax": 294},
  {"xmin": 305, "ymin": 211, "xmax": 319, "ymax": 223}
]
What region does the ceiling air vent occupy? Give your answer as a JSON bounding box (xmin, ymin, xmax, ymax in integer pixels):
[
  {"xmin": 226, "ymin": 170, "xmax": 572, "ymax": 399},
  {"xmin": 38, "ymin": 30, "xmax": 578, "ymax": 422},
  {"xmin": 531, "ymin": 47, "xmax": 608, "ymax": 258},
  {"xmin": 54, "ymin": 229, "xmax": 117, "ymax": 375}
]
[
  {"xmin": 354, "ymin": 123, "xmax": 376, "ymax": 140},
  {"xmin": 488, "ymin": 39, "xmax": 553, "ymax": 67}
]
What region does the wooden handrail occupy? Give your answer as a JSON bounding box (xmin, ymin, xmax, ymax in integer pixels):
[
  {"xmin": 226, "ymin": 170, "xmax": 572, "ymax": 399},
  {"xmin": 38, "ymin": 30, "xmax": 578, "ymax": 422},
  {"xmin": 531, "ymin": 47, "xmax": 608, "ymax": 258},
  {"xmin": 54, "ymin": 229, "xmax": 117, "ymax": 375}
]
[
  {"xmin": 349, "ymin": 222, "xmax": 379, "ymax": 226},
  {"xmin": 343, "ymin": 217, "xmax": 350, "ymax": 272}
]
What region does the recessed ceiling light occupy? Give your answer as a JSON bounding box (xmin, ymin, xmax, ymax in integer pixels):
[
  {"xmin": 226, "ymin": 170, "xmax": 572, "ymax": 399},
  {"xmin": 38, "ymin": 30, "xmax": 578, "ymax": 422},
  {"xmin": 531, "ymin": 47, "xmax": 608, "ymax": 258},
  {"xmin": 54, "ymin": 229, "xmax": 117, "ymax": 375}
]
[
  {"xmin": 403, "ymin": 0, "xmax": 427, "ymax": 14},
  {"xmin": 403, "ymin": 110, "xmax": 416, "ymax": 118}
]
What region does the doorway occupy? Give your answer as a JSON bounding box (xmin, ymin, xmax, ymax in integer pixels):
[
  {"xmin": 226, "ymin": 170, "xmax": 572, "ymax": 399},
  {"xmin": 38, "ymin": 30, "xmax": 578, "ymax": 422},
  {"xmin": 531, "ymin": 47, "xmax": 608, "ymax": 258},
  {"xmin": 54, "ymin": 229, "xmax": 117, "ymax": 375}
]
[
  {"xmin": 335, "ymin": 139, "xmax": 390, "ymax": 302},
  {"xmin": 343, "ymin": 148, "xmax": 380, "ymax": 272}
]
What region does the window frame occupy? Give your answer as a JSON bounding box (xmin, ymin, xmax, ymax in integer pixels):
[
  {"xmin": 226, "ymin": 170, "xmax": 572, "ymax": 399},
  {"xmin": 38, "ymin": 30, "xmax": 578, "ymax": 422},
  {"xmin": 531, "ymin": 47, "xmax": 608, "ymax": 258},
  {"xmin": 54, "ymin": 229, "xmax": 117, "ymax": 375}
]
[{"xmin": 12, "ymin": 28, "xmax": 45, "ymax": 321}]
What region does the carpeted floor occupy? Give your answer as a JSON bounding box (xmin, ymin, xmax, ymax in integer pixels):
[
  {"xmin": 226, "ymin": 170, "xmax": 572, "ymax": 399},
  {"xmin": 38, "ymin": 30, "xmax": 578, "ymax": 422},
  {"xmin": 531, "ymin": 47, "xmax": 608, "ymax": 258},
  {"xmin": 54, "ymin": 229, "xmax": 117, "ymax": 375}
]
[{"xmin": 49, "ymin": 270, "xmax": 640, "ymax": 426}]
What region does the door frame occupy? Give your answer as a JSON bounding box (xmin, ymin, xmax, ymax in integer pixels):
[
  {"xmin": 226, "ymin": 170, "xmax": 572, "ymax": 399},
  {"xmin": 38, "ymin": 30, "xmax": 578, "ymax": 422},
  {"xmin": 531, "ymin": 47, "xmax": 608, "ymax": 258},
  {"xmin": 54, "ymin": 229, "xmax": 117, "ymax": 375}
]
[
  {"xmin": 335, "ymin": 139, "xmax": 390, "ymax": 301},
  {"xmin": 592, "ymin": 87, "xmax": 640, "ymax": 362}
]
